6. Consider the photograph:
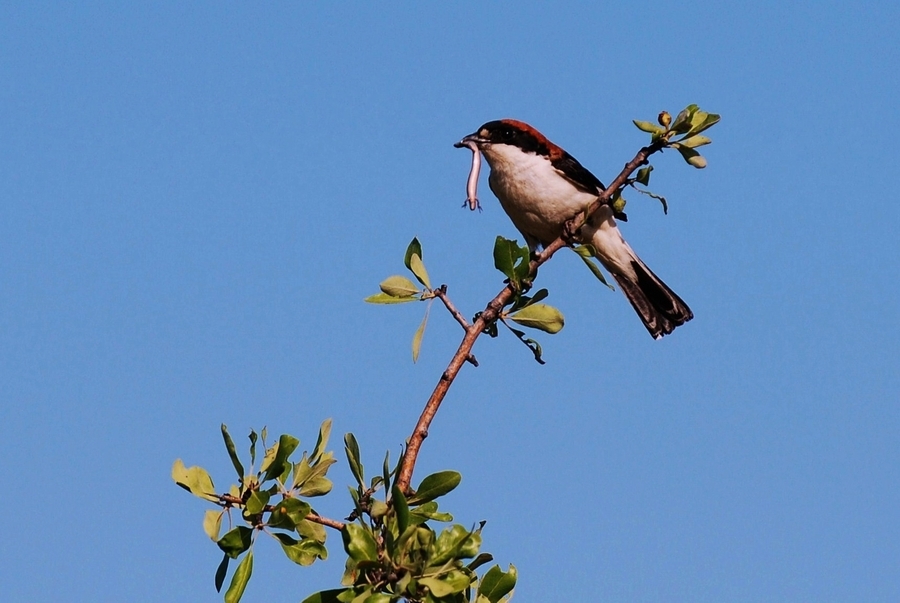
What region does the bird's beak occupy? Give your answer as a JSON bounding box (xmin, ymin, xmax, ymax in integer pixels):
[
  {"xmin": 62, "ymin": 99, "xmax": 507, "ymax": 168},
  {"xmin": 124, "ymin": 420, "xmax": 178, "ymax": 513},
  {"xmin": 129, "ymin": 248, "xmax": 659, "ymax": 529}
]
[{"xmin": 454, "ymin": 132, "xmax": 487, "ymax": 148}]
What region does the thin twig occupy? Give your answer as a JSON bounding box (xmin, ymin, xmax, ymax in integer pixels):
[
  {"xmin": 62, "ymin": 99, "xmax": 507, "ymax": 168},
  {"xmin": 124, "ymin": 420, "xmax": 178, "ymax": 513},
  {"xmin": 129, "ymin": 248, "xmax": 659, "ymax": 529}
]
[
  {"xmin": 433, "ymin": 285, "xmax": 479, "ymax": 366},
  {"xmin": 396, "ymin": 141, "xmax": 664, "ymax": 493},
  {"xmin": 434, "ymin": 285, "xmax": 470, "ymax": 329}
]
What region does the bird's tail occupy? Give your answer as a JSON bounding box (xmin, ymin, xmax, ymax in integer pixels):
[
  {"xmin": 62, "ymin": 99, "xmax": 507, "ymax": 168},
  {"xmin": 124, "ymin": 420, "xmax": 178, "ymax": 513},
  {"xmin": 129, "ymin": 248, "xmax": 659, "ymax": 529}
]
[{"xmin": 606, "ymin": 253, "xmax": 693, "ymax": 340}]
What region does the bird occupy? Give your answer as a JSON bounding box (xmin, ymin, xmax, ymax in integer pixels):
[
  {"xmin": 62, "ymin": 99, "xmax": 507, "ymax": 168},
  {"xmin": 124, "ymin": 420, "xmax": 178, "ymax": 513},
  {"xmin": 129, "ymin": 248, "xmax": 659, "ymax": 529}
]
[{"xmin": 455, "ymin": 119, "xmax": 692, "ymax": 339}]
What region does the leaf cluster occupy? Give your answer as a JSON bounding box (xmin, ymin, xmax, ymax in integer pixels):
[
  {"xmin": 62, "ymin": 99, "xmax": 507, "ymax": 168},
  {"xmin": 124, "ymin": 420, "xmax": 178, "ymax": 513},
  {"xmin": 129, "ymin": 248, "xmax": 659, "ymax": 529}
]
[
  {"xmin": 630, "ymin": 104, "xmax": 720, "ymax": 213},
  {"xmin": 365, "ymin": 237, "xmax": 435, "ymax": 363},
  {"xmin": 314, "ymin": 436, "xmax": 516, "ymax": 603},
  {"xmin": 490, "ymin": 236, "xmax": 565, "ymax": 364},
  {"xmin": 172, "ymin": 421, "xmax": 337, "ymax": 602}
]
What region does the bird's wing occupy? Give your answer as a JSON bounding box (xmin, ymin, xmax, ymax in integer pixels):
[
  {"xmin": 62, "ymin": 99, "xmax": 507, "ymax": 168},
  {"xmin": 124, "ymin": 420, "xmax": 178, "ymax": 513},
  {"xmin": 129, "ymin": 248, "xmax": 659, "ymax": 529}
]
[{"xmin": 551, "ymin": 151, "xmax": 605, "ymax": 194}]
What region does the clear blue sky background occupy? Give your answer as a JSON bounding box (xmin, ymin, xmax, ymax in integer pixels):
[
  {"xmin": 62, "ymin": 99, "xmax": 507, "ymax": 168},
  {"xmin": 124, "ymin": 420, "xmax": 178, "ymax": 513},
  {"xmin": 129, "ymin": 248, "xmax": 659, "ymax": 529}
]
[{"xmin": 2, "ymin": 2, "xmax": 898, "ymax": 602}]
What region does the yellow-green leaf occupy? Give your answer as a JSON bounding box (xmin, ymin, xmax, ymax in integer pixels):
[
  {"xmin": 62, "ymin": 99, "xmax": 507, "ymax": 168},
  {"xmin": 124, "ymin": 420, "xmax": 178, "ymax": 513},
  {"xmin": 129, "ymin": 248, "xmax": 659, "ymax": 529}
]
[
  {"xmin": 687, "ymin": 154, "xmax": 707, "ymax": 168},
  {"xmin": 635, "ymin": 165, "xmax": 653, "ymax": 185},
  {"xmin": 686, "ymin": 111, "xmax": 720, "ymax": 136},
  {"xmin": 204, "ymin": 509, "xmax": 223, "ymax": 541},
  {"xmin": 172, "ymin": 459, "xmax": 218, "ymax": 502},
  {"xmin": 420, "ymin": 571, "xmax": 471, "ymax": 598},
  {"xmin": 224, "ymin": 551, "xmax": 253, "ymax": 603},
  {"xmin": 508, "ymin": 303, "xmax": 565, "ymax": 334},
  {"xmin": 672, "ymin": 143, "xmax": 708, "ymax": 169},
  {"xmin": 380, "ymin": 275, "xmax": 420, "ymax": 297},
  {"xmin": 311, "ymin": 418, "xmax": 332, "ymax": 463},
  {"xmin": 633, "ymin": 120, "xmax": 665, "ymax": 135},
  {"xmin": 412, "ymin": 307, "xmax": 429, "ymax": 363},
  {"xmin": 364, "ymin": 292, "xmax": 418, "ymax": 304},
  {"xmin": 678, "ymin": 134, "xmax": 711, "ymax": 148},
  {"xmin": 408, "ymin": 253, "xmax": 431, "ymax": 289}
]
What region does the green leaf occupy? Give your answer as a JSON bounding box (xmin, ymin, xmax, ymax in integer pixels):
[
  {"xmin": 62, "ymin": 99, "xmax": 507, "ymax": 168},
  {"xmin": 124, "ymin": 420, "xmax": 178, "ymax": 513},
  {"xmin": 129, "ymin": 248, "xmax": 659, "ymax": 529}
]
[
  {"xmin": 268, "ymin": 497, "xmax": 312, "ymax": 530},
  {"xmin": 673, "ymin": 143, "xmax": 707, "ymax": 168},
  {"xmin": 382, "ymin": 451, "xmax": 392, "ymax": 498},
  {"xmin": 572, "ymin": 246, "xmax": 614, "ymax": 290},
  {"xmin": 670, "ymin": 104, "xmax": 698, "ymax": 134},
  {"xmin": 361, "ymin": 594, "xmax": 393, "ymax": 603},
  {"xmin": 477, "ymin": 564, "xmax": 517, "ymax": 603},
  {"xmin": 311, "ymin": 418, "xmax": 333, "ymax": 463},
  {"xmin": 245, "ymin": 490, "xmax": 271, "ymax": 515},
  {"xmin": 344, "ymin": 433, "xmax": 364, "ymax": 488},
  {"xmin": 342, "ymin": 523, "xmax": 378, "ymax": 562},
  {"xmin": 678, "ymin": 134, "xmax": 712, "ymax": 148},
  {"xmin": 420, "ymin": 570, "xmax": 472, "ymax": 598},
  {"xmin": 407, "ymin": 470, "xmax": 461, "ymax": 505},
  {"xmin": 272, "ymin": 532, "xmax": 328, "ymax": 566},
  {"xmin": 215, "ymin": 553, "xmax": 230, "ymax": 592},
  {"xmin": 302, "ymin": 589, "xmax": 349, "ymax": 603},
  {"xmin": 299, "ymin": 476, "xmax": 333, "ymax": 497},
  {"xmin": 409, "ymin": 500, "xmax": 453, "ymax": 523},
  {"xmin": 408, "ymin": 253, "xmax": 431, "ymax": 290},
  {"xmin": 224, "ymin": 551, "xmax": 253, "ymax": 603},
  {"xmin": 369, "ymin": 499, "xmax": 389, "ymax": 521},
  {"xmin": 293, "ymin": 450, "xmax": 338, "ymax": 492},
  {"xmin": 504, "ymin": 323, "xmax": 546, "ymax": 365},
  {"xmin": 392, "ymin": 486, "xmax": 410, "ymax": 534},
  {"xmin": 297, "ymin": 518, "xmax": 327, "ymax": 543},
  {"xmin": 508, "ymin": 303, "xmax": 565, "ymax": 334},
  {"xmin": 633, "ymin": 186, "xmax": 669, "ymax": 214},
  {"xmin": 404, "ymin": 237, "xmax": 423, "ymax": 271},
  {"xmin": 248, "ymin": 430, "xmax": 258, "ymax": 467},
  {"xmin": 336, "ymin": 587, "xmax": 358, "ymax": 602},
  {"xmin": 524, "ymin": 288, "xmax": 549, "ymax": 307},
  {"xmin": 467, "ymin": 553, "xmax": 494, "ymax": 572},
  {"xmin": 632, "ymin": 120, "xmax": 665, "ymax": 135},
  {"xmin": 221, "ymin": 424, "xmax": 245, "ymax": 479},
  {"xmin": 430, "ymin": 524, "xmax": 482, "ymax": 566},
  {"xmin": 204, "ymin": 510, "xmax": 224, "ymax": 541},
  {"xmin": 635, "ymin": 165, "xmax": 653, "ymax": 186},
  {"xmin": 171, "ymin": 459, "xmax": 218, "ymax": 502},
  {"xmin": 380, "ymin": 275, "xmax": 420, "ymax": 298},
  {"xmin": 493, "ymin": 236, "xmax": 530, "ymax": 285},
  {"xmin": 510, "ymin": 287, "xmax": 550, "ymax": 313},
  {"xmin": 218, "ymin": 526, "xmax": 253, "ymax": 559},
  {"xmin": 261, "ymin": 434, "xmax": 300, "ymax": 482},
  {"xmin": 364, "ymin": 292, "xmax": 418, "ymax": 304},
  {"xmin": 411, "ymin": 306, "xmax": 429, "ymax": 363}
]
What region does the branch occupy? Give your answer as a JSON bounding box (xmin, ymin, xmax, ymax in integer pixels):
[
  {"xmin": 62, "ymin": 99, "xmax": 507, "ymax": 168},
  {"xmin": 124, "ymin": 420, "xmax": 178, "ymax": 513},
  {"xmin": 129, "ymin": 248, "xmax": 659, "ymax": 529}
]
[
  {"xmin": 218, "ymin": 494, "xmax": 346, "ymax": 531},
  {"xmin": 396, "ymin": 140, "xmax": 664, "ymax": 493},
  {"xmin": 306, "ymin": 512, "xmax": 346, "ymax": 531}
]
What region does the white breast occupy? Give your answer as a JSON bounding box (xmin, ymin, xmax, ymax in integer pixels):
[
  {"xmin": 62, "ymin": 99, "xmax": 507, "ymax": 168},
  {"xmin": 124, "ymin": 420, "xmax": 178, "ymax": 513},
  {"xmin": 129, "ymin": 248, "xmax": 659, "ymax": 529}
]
[{"xmin": 483, "ymin": 144, "xmax": 598, "ymax": 246}]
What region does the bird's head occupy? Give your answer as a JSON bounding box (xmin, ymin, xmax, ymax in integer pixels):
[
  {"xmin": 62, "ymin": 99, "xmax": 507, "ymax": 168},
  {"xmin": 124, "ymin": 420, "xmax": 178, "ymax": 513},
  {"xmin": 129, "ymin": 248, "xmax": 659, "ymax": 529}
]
[{"xmin": 454, "ymin": 119, "xmax": 558, "ymax": 157}]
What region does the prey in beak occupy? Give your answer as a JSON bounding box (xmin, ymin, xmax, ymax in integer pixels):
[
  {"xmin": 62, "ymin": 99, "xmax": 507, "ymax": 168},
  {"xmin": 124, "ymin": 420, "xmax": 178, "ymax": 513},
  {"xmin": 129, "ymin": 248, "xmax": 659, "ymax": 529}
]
[{"xmin": 455, "ymin": 133, "xmax": 484, "ymax": 211}]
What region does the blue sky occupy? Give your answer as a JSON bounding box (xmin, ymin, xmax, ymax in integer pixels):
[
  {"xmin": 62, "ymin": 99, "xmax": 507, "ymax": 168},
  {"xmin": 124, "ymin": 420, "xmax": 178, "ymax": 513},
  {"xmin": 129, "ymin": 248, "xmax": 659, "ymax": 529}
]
[{"xmin": 1, "ymin": 2, "xmax": 898, "ymax": 602}]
